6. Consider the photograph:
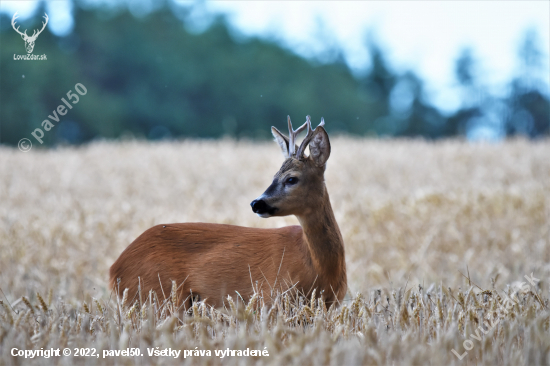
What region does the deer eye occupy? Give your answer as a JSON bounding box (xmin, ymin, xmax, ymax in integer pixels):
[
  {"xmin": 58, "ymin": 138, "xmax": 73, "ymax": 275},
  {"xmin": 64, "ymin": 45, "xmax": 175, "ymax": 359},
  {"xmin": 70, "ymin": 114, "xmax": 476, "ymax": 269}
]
[{"xmin": 285, "ymin": 177, "xmax": 299, "ymax": 185}]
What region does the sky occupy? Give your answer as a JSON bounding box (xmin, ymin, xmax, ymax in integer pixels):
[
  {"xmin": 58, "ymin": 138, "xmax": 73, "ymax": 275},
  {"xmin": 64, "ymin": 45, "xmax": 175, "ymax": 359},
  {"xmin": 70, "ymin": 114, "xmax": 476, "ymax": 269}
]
[{"xmin": 2, "ymin": 0, "xmax": 549, "ymax": 113}]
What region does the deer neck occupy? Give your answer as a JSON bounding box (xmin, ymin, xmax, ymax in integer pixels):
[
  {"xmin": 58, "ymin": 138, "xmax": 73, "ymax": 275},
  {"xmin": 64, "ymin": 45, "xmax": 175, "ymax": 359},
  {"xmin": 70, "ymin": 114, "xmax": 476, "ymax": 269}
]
[{"xmin": 296, "ymin": 186, "xmax": 347, "ymax": 298}]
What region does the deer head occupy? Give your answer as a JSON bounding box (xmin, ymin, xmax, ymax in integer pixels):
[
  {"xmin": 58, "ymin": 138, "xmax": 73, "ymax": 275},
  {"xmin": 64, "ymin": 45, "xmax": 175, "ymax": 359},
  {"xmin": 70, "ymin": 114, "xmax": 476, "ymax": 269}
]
[
  {"xmin": 251, "ymin": 115, "xmax": 331, "ymax": 218},
  {"xmin": 12, "ymin": 13, "xmax": 49, "ymax": 54}
]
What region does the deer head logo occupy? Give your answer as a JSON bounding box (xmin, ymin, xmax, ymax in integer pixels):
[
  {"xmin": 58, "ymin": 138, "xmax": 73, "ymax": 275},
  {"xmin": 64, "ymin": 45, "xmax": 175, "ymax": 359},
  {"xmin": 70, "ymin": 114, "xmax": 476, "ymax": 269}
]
[{"xmin": 11, "ymin": 12, "xmax": 49, "ymax": 54}]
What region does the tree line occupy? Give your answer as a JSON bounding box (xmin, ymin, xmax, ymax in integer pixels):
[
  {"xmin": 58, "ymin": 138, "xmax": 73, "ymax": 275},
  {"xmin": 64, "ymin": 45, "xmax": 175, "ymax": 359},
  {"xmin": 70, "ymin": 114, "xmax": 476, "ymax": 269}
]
[{"xmin": 1, "ymin": 2, "xmax": 548, "ymax": 146}]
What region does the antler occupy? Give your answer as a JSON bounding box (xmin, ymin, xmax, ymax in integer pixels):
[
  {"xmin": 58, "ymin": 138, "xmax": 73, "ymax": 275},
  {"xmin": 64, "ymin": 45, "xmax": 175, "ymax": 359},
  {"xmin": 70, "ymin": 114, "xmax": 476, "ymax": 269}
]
[
  {"xmin": 296, "ymin": 116, "xmax": 325, "ymax": 159},
  {"xmin": 30, "ymin": 13, "xmax": 48, "ymax": 39},
  {"xmin": 287, "ymin": 115, "xmax": 308, "ymax": 157},
  {"xmin": 11, "ymin": 13, "xmax": 27, "ymax": 37}
]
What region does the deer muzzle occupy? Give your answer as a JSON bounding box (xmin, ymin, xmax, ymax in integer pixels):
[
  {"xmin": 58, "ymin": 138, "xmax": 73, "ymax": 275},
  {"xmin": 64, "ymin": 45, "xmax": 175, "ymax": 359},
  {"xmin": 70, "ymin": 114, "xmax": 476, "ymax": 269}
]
[{"xmin": 250, "ymin": 199, "xmax": 277, "ymax": 217}]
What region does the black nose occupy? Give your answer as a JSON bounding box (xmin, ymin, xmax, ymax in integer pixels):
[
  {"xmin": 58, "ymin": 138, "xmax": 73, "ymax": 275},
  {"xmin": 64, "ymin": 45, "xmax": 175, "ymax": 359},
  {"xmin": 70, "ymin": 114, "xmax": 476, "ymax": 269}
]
[{"xmin": 251, "ymin": 199, "xmax": 268, "ymax": 214}]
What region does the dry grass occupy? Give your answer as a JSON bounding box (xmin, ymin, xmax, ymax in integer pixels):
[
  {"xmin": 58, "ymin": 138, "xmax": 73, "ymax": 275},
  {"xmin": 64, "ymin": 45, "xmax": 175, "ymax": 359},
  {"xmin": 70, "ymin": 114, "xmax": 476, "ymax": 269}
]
[{"xmin": 0, "ymin": 137, "xmax": 549, "ymax": 365}]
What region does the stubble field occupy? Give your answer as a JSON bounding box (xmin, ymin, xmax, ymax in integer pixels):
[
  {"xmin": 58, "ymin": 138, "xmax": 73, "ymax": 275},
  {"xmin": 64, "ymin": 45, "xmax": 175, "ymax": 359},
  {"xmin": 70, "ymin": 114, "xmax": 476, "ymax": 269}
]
[{"xmin": 0, "ymin": 137, "xmax": 549, "ymax": 365}]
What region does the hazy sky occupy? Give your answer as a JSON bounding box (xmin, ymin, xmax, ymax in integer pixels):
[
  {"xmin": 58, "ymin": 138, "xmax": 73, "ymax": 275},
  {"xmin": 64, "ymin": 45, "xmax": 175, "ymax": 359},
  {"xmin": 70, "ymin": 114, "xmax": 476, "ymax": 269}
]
[
  {"xmin": 2, "ymin": 0, "xmax": 549, "ymax": 113},
  {"xmin": 203, "ymin": 1, "xmax": 550, "ymax": 112}
]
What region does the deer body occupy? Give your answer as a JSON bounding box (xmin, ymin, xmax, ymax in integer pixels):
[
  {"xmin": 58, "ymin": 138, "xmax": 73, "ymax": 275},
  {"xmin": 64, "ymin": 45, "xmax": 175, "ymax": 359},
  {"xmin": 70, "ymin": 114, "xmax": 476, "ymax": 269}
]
[{"xmin": 109, "ymin": 116, "xmax": 347, "ymax": 308}]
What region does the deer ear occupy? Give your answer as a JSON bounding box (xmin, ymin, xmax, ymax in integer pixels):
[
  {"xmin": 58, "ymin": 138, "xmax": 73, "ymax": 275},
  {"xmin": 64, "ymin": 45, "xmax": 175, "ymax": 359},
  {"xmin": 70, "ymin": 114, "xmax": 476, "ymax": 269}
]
[
  {"xmin": 309, "ymin": 126, "xmax": 331, "ymax": 167},
  {"xmin": 271, "ymin": 127, "xmax": 290, "ymax": 158}
]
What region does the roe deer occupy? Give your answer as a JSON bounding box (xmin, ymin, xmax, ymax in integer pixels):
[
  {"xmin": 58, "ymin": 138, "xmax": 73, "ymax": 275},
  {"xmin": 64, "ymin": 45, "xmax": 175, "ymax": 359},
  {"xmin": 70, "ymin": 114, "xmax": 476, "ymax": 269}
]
[{"xmin": 109, "ymin": 116, "xmax": 347, "ymax": 308}]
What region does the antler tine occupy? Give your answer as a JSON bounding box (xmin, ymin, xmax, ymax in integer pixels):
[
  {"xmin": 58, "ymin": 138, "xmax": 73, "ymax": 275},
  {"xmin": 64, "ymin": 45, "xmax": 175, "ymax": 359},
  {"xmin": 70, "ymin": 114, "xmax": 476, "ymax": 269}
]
[
  {"xmin": 305, "ymin": 115, "xmax": 314, "ymax": 134},
  {"xmin": 296, "ymin": 115, "xmax": 316, "ymax": 158},
  {"xmin": 41, "ymin": 13, "xmax": 48, "ymax": 29},
  {"xmin": 295, "ymin": 121, "xmax": 308, "ymax": 135},
  {"xmin": 287, "ymin": 115, "xmax": 308, "ymax": 157},
  {"xmin": 11, "ymin": 12, "xmax": 27, "ymax": 37},
  {"xmin": 287, "ymin": 116, "xmax": 295, "ymax": 157},
  {"xmin": 33, "ymin": 13, "xmax": 48, "ymax": 38}
]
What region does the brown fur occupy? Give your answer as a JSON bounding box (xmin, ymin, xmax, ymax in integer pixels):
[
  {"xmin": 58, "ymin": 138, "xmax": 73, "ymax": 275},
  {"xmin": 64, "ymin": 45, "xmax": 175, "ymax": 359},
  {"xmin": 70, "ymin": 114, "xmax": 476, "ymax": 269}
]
[
  {"xmin": 109, "ymin": 120, "xmax": 347, "ymax": 308},
  {"xmin": 109, "ymin": 223, "xmax": 342, "ymax": 307}
]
